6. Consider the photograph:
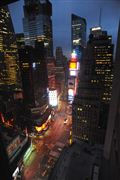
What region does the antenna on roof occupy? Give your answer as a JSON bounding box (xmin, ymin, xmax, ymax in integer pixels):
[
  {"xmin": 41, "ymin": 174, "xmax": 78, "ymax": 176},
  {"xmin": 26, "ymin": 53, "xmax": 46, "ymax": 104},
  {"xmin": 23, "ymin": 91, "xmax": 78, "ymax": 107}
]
[{"xmin": 99, "ymin": 8, "xmax": 102, "ymax": 27}]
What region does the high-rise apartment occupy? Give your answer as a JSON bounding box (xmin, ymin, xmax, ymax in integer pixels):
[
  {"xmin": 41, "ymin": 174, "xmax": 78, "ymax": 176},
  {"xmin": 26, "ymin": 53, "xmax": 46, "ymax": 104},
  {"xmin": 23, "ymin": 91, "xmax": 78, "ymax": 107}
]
[
  {"xmin": 0, "ymin": 6, "xmax": 21, "ymax": 90},
  {"xmin": 71, "ymin": 14, "xmax": 86, "ymax": 60},
  {"xmin": 72, "ymin": 27, "xmax": 114, "ymax": 144},
  {"xmin": 23, "ymin": 0, "xmax": 53, "ymax": 57}
]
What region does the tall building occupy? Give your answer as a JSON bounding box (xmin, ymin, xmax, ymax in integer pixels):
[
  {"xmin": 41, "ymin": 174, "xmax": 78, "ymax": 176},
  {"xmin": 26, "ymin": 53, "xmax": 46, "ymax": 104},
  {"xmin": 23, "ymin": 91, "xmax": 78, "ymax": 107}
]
[
  {"xmin": 55, "ymin": 47, "xmax": 63, "ymax": 67},
  {"xmin": 23, "ymin": 0, "xmax": 53, "ymax": 57},
  {"xmin": 0, "ymin": 6, "xmax": 21, "ymax": 90},
  {"xmin": 72, "ymin": 27, "xmax": 114, "ymax": 144},
  {"xmin": 71, "ymin": 14, "xmax": 86, "ymax": 60},
  {"xmin": 18, "ymin": 42, "xmax": 48, "ymax": 107},
  {"xmin": 101, "ymin": 22, "xmax": 120, "ymax": 180},
  {"xmin": 55, "ymin": 47, "xmax": 67, "ymax": 99}
]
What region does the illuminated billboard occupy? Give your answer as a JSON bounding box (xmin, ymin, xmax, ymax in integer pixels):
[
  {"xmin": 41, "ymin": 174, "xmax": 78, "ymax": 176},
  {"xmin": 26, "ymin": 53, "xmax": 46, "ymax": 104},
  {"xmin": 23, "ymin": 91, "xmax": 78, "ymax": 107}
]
[
  {"xmin": 69, "ymin": 62, "xmax": 77, "ymax": 70},
  {"xmin": 69, "ymin": 70, "xmax": 77, "ymax": 76},
  {"xmin": 49, "ymin": 89, "xmax": 58, "ymax": 107},
  {"xmin": 71, "ymin": 50, "xmax": 77, "ymax": 60},
  {"xmin": 68, "ymin": 95, "xmax": 74, "ymax": 101}
]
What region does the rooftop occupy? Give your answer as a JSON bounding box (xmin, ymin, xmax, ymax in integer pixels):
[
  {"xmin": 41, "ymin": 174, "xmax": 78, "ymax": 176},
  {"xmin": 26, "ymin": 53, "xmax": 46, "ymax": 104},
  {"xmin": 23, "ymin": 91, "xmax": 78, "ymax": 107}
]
[{"xmin": 49, "ymin": 141, "xmax": 103, "ymax": 180}]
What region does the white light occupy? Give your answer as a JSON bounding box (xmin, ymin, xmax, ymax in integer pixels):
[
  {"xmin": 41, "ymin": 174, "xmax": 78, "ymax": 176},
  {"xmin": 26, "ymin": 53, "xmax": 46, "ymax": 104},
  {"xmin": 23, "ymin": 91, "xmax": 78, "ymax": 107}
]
[
  {"xmin": 68, "ymin": 95, "xmax": 74, "ymax": 101},
  {"xmin": 32, "ymin": 62, "xmax": 36, "ymax": 68},
  {"xmin": 91, "ymin": 27, "xmax": 101, "ymax": 31},
  {"xmin": 70, "ymin": 70, "xmax": 76, "ymax": 76},
  {"xmin": 12, "ymin": 167, "xmax": 19, "ymax": 178},
  {"xmin": 49, "ymin": 90, "xmax": 58, "ymax": 107},
  {"xmin": 73, "ymin": 39, "xmax": 81, "ymax": 45},
  {"xmin": 71, "ymin": 50, "xmax": 77, "ymax": 59},
  {"xmin": 68, "ymin": 89, "xmax": 74, "ymax": 96}
]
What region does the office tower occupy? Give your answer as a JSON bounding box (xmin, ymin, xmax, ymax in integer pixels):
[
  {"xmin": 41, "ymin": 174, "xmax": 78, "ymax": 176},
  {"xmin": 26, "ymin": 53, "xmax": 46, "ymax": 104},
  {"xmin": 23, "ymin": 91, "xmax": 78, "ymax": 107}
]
[
  {"xmin": 16, "ymin": 33, "xmax": 25, "ymax": 49},
  {"xmin": 18, "ymin": 42, "xmax": 48, "ymax": 107},
  {"xmin": 23, "ymin": 0, "xmax": 53, "ymax": 57},
  {"xmin": 101, "ymin": 22, "xmax": 120, "ymax": 180},
  {"xmin": 0, "ymin": 6, "xmax": 21, "ymax": 90},
  {"xmin": 55, "ymin": 47, "xmax": 63, "ymax": 67},
  {"xmin": 71, "ymin": 14, "xmax": 86, "ymax": 60},
  {"xmin": 72, "ymin": 27, "xmax": 113, "ymax": 144},
  {"xmin": 88, "ymin": 27, "xmax": 113, "ymax": 130}
]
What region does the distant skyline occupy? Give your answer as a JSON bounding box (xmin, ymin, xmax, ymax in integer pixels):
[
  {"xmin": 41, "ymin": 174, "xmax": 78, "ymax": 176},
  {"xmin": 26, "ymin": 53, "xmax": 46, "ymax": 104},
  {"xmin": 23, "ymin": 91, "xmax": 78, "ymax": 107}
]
[{"xmin": 9, "ymin": 0, "xmax": 120, "ymax": 58}]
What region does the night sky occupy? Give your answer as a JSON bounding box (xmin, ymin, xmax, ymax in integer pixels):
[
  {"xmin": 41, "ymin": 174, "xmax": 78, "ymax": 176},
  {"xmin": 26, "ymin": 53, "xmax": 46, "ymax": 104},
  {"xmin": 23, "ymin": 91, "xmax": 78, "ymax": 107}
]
[{"xmin": 9, "ymin": 0, "xmax": 120, "ymax": 58}]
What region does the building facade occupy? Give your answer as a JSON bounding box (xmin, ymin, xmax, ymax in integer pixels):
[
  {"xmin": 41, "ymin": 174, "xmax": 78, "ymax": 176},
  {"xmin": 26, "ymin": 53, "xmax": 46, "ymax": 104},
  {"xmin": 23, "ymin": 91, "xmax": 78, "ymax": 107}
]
[
  {"xmin": 71, "ymin": 14, "xmax": 86, "ymax": 61},
  {"xmin": 0, "ymin": 6, "xmax": 21, "ymax": 90},
  {"xmin": 72, "ymin": 27, "xmax": 114, "ymax": 144},
  {"xmin": 23, "ymin": 0, "xmax": 53, "ymax": 57},
  {"xmin": 101, "ymin": 22, "xmax": 120, "ymax": 180},
  {"xmin": 55, "ymin": 47, "xmax": 63, "ymax": 67},
  {"xmin": 18, "ymin": 42, "xmax": 48, "ymax": 107}
]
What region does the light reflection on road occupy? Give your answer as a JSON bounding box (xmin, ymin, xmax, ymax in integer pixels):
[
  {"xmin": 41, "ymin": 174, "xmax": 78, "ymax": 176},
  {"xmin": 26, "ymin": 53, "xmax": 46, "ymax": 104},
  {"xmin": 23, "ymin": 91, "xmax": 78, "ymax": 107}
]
[{"xmin": 22, "ymin": 101, "xmax": 71, "ymax": 180}]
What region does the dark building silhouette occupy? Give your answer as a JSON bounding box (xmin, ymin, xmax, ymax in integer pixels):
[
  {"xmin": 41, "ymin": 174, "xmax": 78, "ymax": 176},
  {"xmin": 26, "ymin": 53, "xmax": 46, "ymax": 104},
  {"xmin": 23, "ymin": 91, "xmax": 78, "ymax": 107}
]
[
  {"xmin": 18, "ymin": 42, "xmax": 48, "ymax": 108},
  {"xmin": 23, "ymin": 0, "xmax": 53, "ymax": 57},
  {"xmin": 72, "ymin": 27, "xmax": 114, "ymax": 144},
  {"xmin": 71, "ymin": 14, "xmax": 86, "ymax": 60},
  {"xmin": 55, "ymin": 47, "xmax": 63, "ymax": 67},
  {"xmin": 101, "ymin": 22, "xmax": 120, "ymax": 180}
]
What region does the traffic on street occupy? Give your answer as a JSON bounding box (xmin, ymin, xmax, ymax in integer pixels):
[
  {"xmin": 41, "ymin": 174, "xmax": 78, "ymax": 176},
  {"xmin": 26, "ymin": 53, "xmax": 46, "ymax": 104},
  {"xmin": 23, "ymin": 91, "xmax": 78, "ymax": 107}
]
[{"xmin": 22, "ymin": 101, "xmax": 72, "ymax": 180}]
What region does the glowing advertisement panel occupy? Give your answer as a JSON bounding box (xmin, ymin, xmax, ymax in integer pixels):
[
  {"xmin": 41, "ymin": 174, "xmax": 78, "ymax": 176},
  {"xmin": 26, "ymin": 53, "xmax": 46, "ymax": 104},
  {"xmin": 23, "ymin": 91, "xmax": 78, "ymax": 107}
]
[
  {"xmin": 69, "ymin": 62, "xmax": 77, "ymax": 70},
  {"xmin": 71, "ymin": 50, "xmax": 77, "ymax": 60},
  {"xmin": 49, "ymin": 89, "xmax": 58, "ymax": 107},
  {"xmin": 68, "ymin": 89, "xmax": 74, "ymax": 96},
  {"xmin": 68, "ymin": 95, "xmax": 74, "ymax": 101},
  {"xmin": 69, "ymin": 70, "xmax": 77, "ymax": 76}
]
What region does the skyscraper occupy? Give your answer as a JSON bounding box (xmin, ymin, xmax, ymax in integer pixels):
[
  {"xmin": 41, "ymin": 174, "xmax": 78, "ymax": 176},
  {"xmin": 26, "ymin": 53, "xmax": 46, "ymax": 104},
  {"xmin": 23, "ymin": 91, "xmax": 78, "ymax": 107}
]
[
  {"xmin": 101, "ymin": 22, "xmax": 120, "ymax": 180},
  {"xmin": 23, "ymin": 0, "xmax": 53, "ymax": 57},
  {"xmin": 71, "ymin": 14, "xmax": 86, "ymax": 60},
  {"xmin": 72, "ymin": 27, "xmax": 114, "ymax": 144},
  {"xmin": 0, "ymin": 6, "xmax": 21, "ymax": 90},
  {"xmin": 55, "ymin": 47, "xmax": 67, "ymax": 98},
  {"xmin": 55, "ymin": 47, "xmax": 63, "ymax": 67},
  {"xmin": 18, "ymin": 42, "xmax": 48, "ymax": 107}
]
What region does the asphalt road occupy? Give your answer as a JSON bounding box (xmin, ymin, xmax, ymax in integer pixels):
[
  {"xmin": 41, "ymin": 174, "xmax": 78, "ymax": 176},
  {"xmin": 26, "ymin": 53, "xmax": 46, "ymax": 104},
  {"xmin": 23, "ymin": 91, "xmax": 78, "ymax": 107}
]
[{"xmin": 22, "ymin": 101, "xmax": 71, "ymax": 180}]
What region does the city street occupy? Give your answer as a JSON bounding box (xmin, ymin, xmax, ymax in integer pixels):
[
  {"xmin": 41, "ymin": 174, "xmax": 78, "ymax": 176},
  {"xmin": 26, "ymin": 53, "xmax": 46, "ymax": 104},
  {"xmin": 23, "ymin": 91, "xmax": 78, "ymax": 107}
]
[{"xmin": 22, "ymin": 101, "xmax": 71, "ymax": 180}]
